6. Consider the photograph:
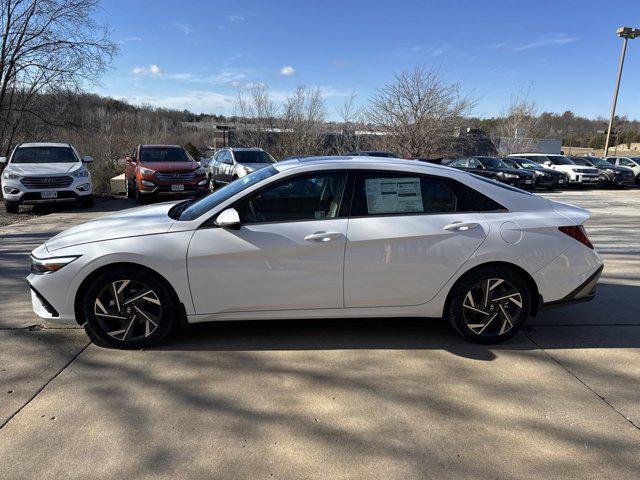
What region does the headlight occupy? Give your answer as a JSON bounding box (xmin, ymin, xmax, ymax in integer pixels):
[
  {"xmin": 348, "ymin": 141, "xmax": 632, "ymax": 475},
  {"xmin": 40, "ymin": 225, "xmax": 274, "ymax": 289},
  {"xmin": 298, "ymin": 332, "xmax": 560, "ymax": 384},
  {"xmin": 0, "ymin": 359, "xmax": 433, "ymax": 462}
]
[
  {"xmin": 534, "ymin": 170, "xmax": 544, "ymax": 176},
  {"xmin": 71, "ymin": 168, "xmax": 89, "ymax": 178},
  {"xmin": 30, "ymin": 255, "xmax": 80, "ymax": 274},
  {"xmin": 139, "ymin": 167, "xmax": 155, "ymax": 175},
  {"xmin": 2, "ymin": 171, "xmax": 21, "ymax": 180},
  {"xmin": 500, "ymin": 173, "xmax": 519, "ymax": 179},
  {"xmin": 194, "ymin": 166, "xmax": 206, "ymax": 175}
]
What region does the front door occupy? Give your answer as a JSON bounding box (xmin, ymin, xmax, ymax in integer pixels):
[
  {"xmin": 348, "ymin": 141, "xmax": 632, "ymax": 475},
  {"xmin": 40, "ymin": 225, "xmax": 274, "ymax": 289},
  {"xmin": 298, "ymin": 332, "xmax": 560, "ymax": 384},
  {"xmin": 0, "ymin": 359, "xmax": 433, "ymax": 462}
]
[
  {"xmin": 344, "ymin": 171, "xmax": 489, "ymax": 308},
  {"xmin": 187, "ymin": 171, "xmax": 349, "ymax": 314}
]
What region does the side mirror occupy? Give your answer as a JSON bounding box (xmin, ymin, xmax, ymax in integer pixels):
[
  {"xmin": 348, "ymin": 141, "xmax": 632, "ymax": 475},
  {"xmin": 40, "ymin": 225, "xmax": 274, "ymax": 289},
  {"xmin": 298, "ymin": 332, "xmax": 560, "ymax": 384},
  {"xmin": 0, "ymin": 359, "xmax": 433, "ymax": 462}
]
[
  {"xmin": 0, "ymin": 157, "xmax": 6, "ymax": 164},
  {"xmin": 215, "ymin": 208, "xmax": 241, "ymax": 229},
  {"xmin": 126, "ymin": 156, "xmax": 134, "ymax": 163},
  {"xmin": 82, "ymin": 155, "xmax": 93, "ymax": 163},
  {"xmin": 543, "ymin": 161, "xmax": 552, "ymax": 167}
]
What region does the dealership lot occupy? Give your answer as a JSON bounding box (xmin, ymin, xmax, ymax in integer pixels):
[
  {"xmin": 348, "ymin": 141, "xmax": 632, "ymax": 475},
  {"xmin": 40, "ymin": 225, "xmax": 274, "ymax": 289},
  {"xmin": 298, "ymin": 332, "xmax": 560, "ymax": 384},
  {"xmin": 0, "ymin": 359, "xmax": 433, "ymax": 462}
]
[{"xmin": 0, "ymin": 190, "xmax": 639, "ymax": 478}]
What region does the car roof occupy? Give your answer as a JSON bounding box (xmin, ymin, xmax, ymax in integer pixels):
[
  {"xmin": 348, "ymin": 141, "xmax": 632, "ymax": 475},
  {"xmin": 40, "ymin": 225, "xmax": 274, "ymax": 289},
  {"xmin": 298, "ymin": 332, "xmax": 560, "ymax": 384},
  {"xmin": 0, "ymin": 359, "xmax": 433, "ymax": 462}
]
[
  {"xmin": 17, "ymin": 142, "xmax": 72, "ymax": 148},
  {"xmin": 229, "ymin": 147, "xmax": 264, "ymax": 151},
  {"xmin": 273, "ymin": 155, "xmax": 454, "ymax": 174}
]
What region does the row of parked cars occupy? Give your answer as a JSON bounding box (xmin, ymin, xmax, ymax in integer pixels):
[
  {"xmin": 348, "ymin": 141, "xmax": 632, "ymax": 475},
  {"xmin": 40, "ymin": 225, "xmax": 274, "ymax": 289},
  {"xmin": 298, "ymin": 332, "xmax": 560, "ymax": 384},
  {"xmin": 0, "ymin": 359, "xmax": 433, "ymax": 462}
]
[
  {"xmin": 2, "ymin": 143, "xmax": 640, "ymax": 212},
  {"xmin": 438, "ymin": 153, "xmax": 639, "ymax": 191}
]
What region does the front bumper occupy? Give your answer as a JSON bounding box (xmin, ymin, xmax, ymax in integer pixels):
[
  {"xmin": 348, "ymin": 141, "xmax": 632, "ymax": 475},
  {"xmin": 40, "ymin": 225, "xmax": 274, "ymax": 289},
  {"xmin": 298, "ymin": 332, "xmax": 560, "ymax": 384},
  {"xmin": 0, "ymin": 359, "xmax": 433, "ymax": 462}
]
[
  {"xmin": 137, "ymin": 176, "xmax": 208, "ymax": 197},
  {"xmin": 2, "ymin": 177, "xmax": 92, "ymax": 205}
]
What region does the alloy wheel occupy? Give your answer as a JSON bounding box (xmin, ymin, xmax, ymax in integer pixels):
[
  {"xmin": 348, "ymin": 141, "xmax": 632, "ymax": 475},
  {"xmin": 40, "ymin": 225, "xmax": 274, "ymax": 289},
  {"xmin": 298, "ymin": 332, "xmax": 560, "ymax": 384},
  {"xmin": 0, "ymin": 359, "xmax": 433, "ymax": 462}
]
[
  {"xmin": 93, "ymin": 279, "xmax": 161, "ymax": 341},
  {"xmin": 461, "ymin": 278, "xmax": 523, "ymax": 337}
]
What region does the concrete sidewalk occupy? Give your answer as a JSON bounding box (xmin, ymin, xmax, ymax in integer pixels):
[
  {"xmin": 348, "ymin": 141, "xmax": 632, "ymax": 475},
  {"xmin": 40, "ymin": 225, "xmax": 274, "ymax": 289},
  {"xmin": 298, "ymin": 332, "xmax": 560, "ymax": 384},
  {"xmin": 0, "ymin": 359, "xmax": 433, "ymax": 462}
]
[{"xmin": 0, "ymin": 191, "xmax": 639, "ymax": 479}]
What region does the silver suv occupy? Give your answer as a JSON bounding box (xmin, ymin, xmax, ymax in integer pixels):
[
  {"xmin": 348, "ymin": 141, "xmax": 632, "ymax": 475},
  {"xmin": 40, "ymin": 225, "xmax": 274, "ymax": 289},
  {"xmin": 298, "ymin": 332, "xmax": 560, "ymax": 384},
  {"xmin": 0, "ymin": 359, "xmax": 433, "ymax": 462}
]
[
  {"xmin": 605, "ymin": 156, "xmax": 640, "ymax": 185},
  {"xmin": 207, "ymin": 147, "xmax": 276, "ymax": 190},
  {"xmin": 1, "ymin": 143, "xmax": 93, "ymax": 213}
]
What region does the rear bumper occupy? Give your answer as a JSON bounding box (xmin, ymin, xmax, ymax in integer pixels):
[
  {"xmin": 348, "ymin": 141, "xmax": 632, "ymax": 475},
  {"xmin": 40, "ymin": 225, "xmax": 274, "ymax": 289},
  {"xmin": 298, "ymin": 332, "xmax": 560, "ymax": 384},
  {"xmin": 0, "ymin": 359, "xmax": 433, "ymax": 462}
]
[{"xmin": 542, "ymin": 264, "xmax": 603, "ymax": 309}]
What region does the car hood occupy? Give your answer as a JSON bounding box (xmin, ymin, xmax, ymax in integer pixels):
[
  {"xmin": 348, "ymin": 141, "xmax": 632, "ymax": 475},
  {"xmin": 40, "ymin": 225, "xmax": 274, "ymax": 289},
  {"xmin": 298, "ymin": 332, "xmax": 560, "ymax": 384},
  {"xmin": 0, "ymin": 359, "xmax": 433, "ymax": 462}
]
[
  {"xmin": 45, "ymin": 201, "xmax": 180, "ymax": 252},
  {"xmin": 497, "ymin": 167, "xmax": 532, "ymax": 177},
  {"xmin": 139, "ymin": 161, "xmax": 198, "ymax": 172},
  {"xmin": 6, "ymin": 162, "xmax": 84, "ymax": 176},
  {"xmin": 239, "ymin": 162, "xmax": 273, "ymax": 170}
]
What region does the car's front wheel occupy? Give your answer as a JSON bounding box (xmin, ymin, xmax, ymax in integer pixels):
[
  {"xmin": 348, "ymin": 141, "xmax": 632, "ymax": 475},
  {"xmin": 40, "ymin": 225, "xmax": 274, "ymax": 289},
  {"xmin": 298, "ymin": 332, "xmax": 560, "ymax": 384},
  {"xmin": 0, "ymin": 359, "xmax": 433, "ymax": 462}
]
[
  {"xmin": 82, "ymin": 268, "xmax": 177, "ymax": 348},
  {"xmin": 4, "ymin": 202, "xmax": 19, "ymax": 214},
  {"xmin": 446, "ymin": 267, "xmax": 530, "ymax": 344}
]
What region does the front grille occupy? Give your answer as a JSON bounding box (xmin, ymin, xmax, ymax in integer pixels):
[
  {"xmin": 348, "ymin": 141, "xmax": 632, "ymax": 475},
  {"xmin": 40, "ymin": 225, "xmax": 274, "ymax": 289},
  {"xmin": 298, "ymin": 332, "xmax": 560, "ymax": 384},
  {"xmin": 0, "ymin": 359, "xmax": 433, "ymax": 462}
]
[
  {"xmin": 155, "ymin": 171, "xmax": 196, "ymax": 182},
  {"xmin": 575, "ymin": 168, "xmax": 599, "ymax": 174},
  {"xmin": 21, "ymin": 176, "xmax": 73, "ymax": 189}
]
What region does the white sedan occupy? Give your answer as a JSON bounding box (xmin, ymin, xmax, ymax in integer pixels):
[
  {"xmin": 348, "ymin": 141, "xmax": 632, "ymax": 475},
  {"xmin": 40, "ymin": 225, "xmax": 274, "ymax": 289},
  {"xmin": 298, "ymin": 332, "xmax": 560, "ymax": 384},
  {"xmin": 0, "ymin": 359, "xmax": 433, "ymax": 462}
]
[{"xmin": 28, "ymin": 156, "xmax": 603, "ymax": 348}]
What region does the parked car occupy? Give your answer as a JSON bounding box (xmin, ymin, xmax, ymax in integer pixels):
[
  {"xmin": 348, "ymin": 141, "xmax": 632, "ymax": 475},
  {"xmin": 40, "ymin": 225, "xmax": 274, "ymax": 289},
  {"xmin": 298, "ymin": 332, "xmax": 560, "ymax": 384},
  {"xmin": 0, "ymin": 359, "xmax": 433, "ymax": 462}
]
[
  {"xmin": 567, "ymin": 156, "xmax": 635, "ymax": 187},
  {"xmin": 344, "ymin": 150, "xmax": 398, "ymax": 158},
  {"xmin": 447, "ymin": 156, "xmax": 535, "ymax": 188},
  {"xmin": 509, "ymin": 153, "xmax": 599, "ymax": 186},
  {"xmin": 125, "ymin": 144, "xmax": 208, "ymax": 204},
  {"xmin": 27, "ymin": 156, "xmax": 602, "ymax": 348},
  {"xmin": 1, "ymin": 142, "xmax": 93, "ymax": 213},
  {"xmin": 207, "ymin": 147, "xmax": 277, "ymax": 190},
  {"xmin": 604, "ymin": 156, "xmax": 640, "ymax": 185},
  {"xmin": 501, "ymin": 157, "xmax": 567, "ymax": 190}
]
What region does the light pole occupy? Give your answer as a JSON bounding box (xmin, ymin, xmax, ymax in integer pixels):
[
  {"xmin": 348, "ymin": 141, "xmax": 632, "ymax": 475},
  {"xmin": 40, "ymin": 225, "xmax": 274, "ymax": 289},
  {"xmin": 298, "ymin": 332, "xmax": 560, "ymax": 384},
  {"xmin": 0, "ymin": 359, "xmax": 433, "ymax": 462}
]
[{"xmin": 604, "ymin": 27, "xmax": 640, "ymax": 157}]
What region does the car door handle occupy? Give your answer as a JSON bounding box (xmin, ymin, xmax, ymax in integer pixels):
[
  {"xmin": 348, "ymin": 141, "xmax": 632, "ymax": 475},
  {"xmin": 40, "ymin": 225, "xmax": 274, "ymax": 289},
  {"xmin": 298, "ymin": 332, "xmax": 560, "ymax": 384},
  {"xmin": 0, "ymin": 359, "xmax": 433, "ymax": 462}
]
[
  {"xmin": 443, "ymin": 222, "xmax": 480, "ymax": 231},
  {"xmin": 304, "ymin": 231, "xmax": 342, "ymax": 242}
]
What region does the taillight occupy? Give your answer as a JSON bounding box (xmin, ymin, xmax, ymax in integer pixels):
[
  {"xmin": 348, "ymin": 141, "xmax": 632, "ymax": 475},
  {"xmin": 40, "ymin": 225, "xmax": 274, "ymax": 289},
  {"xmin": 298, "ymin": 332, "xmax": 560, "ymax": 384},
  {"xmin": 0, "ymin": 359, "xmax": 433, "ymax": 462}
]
[{"xmin": 559, "ymin": 225, "xmax": 594, "ymax": 249}]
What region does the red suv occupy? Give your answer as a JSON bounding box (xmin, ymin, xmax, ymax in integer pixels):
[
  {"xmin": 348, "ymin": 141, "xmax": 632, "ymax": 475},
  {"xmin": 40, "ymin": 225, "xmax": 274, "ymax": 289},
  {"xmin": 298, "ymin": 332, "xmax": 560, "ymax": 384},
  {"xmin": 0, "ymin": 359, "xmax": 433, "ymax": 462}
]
[{"xmin": 125, "ymin": 144, "xmax": 208, "ymax": 204}]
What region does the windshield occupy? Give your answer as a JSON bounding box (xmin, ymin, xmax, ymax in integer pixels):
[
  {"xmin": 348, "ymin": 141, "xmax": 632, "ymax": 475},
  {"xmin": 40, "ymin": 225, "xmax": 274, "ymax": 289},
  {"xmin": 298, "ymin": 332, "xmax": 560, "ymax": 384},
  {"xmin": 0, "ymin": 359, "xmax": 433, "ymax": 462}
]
[
  {"xmin": 234, "ymin": 150, "xmax": 276, "ymax": 164},
  {"xmin": 479, "ymin": 157, "xmax": 509, "ymax": 169},
  {"xmin": 570, "ymin": 157, "xmax": 590, "ymax": 166},
  {"xmin": 140, "ymin": 147, "xmax": 192, "ymax": 163},
  {"xmin": 11, "ymin": 147, "xmax": 78, "ymax": 164},
  {"xmin": 177, "ymin": 165, "xmax": 278, "ymax": 221},
  {"xmin": 588, "ymin": 158, "xmax": 611, "ymax": 168},
  {"xmin": 547, "ymin": 156, "xmax": 575, "ymax": 165},
  {"xmin": 517, "ymin": 160, "xmax": 542, "ymax": 169}
]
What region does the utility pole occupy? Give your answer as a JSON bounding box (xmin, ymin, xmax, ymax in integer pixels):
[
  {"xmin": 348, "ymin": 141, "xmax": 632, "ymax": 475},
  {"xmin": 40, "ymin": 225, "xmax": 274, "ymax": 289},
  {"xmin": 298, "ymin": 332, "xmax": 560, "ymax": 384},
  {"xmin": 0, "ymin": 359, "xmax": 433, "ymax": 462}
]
[{"xmin": 604, "ymin": 27, "xmax": 639, "ymax": 157}]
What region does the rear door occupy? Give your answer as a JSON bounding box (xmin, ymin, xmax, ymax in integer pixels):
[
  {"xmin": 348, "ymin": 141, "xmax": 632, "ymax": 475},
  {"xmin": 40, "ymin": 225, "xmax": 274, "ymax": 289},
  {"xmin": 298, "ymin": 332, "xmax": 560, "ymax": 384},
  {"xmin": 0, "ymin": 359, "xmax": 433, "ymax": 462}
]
[{"xmin": 343, "ymin": 171, "xmax": 490, "ymax": 308}]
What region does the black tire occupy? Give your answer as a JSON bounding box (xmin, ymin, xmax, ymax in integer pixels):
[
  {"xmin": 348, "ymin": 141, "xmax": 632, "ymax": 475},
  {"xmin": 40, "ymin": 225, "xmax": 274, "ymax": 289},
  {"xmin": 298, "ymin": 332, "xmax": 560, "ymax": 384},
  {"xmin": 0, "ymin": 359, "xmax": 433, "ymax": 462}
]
[
  {"xmin": 445, "ymin": 266, "xmax": 531, "ymax": 344},
  {"xmin": 82, "ymin": 267, "xmax": 177, "ymax": 349},
  {"xmin": 134, "ymin": 183, "xmax": 148, "ymax": 205},
  {"xmin": 4, "ymin": 202, "xmax": 19, "ymax": 214},
  {"xmin": 126, "ymin": 177, "xmax": 134, "ymax": 199},
  {"xmin": 80, "ymin": 195, "xmax": 94, "ymax": 208}
]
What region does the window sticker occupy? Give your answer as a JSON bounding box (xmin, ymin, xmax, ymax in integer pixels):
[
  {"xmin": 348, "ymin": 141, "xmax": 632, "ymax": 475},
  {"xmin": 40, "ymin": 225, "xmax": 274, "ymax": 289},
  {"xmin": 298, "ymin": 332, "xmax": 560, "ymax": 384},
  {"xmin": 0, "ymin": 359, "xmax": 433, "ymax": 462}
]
[{"xmin": 365, "ymin": 177, "xmax": 423, "ymax": 214}]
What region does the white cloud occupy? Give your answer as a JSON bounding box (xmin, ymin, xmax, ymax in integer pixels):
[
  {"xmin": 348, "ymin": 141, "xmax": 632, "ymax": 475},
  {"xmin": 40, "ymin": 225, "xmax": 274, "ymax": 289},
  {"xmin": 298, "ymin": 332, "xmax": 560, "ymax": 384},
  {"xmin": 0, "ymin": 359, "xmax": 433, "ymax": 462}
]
[
  {"xmin": 118, "ymin": 36, "xmax": 142, "ymax": 45},
  {"xmin": 172, "ymin": 22, "xmax": 193, "ymax": 34},
  {"xmin": 514, "ymin": 34, "xmax": 579, "ymax": 51},
  {"xmin": 280, "ymin": 65, "xmax": 296, "ymax": 76},
  {"xmin": 131, "ymin": 64, "xmax": 163, "ymax": 75},
  {"xmin": 118, "ymin": 90, "xmax": 235, "ymax": 113},
  {"xmin": 226, "ymin": 14, "xmax": 244, "ymax": 22}
]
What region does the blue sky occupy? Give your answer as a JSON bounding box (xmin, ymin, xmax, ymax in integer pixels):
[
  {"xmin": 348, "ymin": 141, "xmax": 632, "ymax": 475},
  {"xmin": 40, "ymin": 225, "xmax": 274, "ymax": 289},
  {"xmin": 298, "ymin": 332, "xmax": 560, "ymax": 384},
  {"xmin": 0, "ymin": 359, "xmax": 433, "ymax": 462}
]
[{"xmin": 96, "ymin": 0, "xmax": 640, "ymax": 120}]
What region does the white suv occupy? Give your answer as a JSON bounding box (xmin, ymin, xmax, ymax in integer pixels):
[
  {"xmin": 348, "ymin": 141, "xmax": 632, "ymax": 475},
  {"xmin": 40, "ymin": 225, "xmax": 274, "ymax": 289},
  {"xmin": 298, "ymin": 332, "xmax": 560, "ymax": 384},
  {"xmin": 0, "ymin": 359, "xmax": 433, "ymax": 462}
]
[
  {"xmin": 509, "ymin": 153, "xmax": 599, "ymax": 185},
  {"xmin": 1, "ymin": 143, "xmax": 94, "ymax": 213}
]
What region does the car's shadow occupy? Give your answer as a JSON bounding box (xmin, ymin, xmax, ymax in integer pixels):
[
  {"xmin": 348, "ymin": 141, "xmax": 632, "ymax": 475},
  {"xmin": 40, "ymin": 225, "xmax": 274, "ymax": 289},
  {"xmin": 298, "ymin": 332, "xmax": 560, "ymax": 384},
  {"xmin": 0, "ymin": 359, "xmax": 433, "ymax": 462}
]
[{"xmin": 156, "ymin": 283, "xmax": 640, "ymax": 360}]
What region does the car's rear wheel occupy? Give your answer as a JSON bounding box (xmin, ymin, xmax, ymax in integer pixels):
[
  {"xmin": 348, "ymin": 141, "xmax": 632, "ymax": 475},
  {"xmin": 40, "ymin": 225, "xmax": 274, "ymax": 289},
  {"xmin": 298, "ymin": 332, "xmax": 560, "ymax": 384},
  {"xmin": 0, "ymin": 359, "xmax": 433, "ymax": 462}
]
[
  {"xmin": 126, "ymin": 177, "xmax": 134, "ymax": 199},
  {"xmin": 82, "ymin": 268, "xmax": 177, "ymax": 348},
  {"xmin": 446, "ymin": 267, "xmax": 530, "ymax": 344}
]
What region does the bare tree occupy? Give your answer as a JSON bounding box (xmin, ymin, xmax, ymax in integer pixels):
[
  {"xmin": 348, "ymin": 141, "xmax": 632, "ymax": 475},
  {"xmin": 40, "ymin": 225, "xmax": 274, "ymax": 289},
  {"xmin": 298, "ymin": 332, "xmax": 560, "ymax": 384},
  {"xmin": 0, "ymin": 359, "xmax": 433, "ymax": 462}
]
[
  {"xmin": 232, "ymin": 82, "xmax": 278, "ymax": 149},
  {"xmin": 365, "ymin": 67, "xmax": 475, "ymax": 158},
  {"xmin": 278, "ymin": 85, "xmax": 326, "ymax": 157},
  {"xmin": 331, "ymin": 89, "xmax": 364, "ymax": 154},
  {"xmin": 494, "ymin": 89, "xmax": 548, "ymax": 155},
  {"xmin": 0, "ymin": 0, "xmax": 117, "ymax": 155}
]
